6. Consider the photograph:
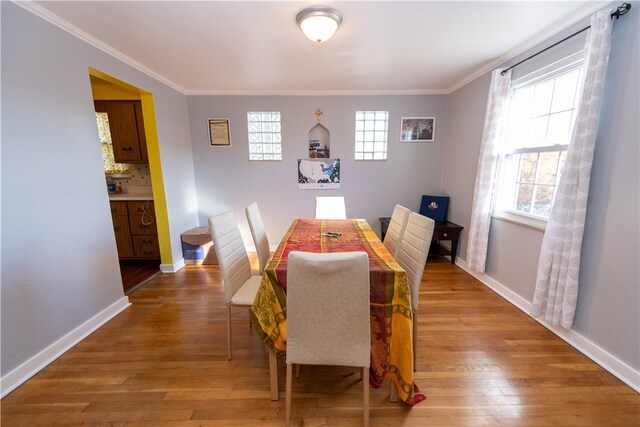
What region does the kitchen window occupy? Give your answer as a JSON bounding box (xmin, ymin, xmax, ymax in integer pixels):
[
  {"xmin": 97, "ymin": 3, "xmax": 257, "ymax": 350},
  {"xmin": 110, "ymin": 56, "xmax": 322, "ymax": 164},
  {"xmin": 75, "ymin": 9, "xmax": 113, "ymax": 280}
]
[{"xmin": 96, "ymin": 112, "xmax": 129, "ymax": 175}]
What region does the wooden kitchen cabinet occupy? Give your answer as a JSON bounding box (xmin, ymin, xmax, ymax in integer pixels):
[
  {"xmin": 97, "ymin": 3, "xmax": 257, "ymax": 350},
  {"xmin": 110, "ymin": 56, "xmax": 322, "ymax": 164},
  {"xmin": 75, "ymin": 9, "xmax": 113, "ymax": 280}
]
[
  {"xmin": 110, "ymin": 202, "xmax": 134, "ymax": 258},
  {"xmin": 109, "ymin": 200, "xmax": 159, "ymax": 259},
  {"xmin": 95, "ymin": 100, "xmax": 147, "ymax": 163},
  {"xmin": 132, "ymin": 235, "xmax": 160, "ymax": 258}
]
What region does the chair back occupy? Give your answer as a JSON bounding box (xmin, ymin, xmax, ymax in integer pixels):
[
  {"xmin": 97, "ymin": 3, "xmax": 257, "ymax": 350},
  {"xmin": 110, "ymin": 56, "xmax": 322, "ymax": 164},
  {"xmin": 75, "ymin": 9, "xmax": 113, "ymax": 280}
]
[
  {"xmin": 315, "ymin": 196, "xmax": 346, "ymax": 219},
  {"xmin": 209, "ymin": 211, "xmax": 253, "ymax": 303},
  {"xmin": 383, "ymin": 204, "xmax": 411, "ymax": 256},
  {"xmin": 245, "ymin": 202, "xmax": 270, "ymax": 275},
  {"xmin": 286, "ymin": 251, "xmax": 370, "ymax": 367},
  {"xmin": 395, "ymin": 212, "xmax": 435, "ymax": 309}
]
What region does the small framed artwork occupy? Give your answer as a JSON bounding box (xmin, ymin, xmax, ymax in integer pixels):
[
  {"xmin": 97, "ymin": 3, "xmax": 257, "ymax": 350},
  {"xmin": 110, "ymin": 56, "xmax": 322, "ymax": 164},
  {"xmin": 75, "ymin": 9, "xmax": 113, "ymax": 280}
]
[
  {"xmin": 400, "ymin": 117, "xmax": 435, "ymax": 142},
  {"xmin": 208, "ymin": 118, "xmax": 231, "ymax": 147}
]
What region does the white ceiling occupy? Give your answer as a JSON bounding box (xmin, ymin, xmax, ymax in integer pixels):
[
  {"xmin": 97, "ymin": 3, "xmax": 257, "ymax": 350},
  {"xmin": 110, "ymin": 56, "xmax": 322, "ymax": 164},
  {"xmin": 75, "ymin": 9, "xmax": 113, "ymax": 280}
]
[{"xmin": 28, "ymin": 1, "xmax": 607, "ymax": 95}]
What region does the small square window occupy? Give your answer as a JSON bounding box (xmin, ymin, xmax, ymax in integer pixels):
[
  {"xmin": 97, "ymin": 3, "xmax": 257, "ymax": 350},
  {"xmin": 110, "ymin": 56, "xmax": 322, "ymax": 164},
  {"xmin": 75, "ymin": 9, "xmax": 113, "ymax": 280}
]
[
  {"xmin": 355, "ymin": 111, "xmax": 388, "ymax": 160},
  {"xmin": 247, "ymin": 111, "xmax": 282, "ymax": 161}
]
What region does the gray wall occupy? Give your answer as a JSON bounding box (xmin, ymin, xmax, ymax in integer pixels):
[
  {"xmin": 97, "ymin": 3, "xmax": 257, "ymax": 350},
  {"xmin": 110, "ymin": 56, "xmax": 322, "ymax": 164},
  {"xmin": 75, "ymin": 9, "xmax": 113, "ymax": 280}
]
[
  {"xmin": 443, "ymin": 3, "xmax": 640, "ymax": 370},
  {"xmin": 1, "ymin": 3, "xmax": 198, "ymax": 375},
  {"xmin": 3, "ymin": 0, "xmax": 637, "ymax": 386},
  {"xmin": 187, "ymin": 95, "xmax": 448, "ymax": 246}
]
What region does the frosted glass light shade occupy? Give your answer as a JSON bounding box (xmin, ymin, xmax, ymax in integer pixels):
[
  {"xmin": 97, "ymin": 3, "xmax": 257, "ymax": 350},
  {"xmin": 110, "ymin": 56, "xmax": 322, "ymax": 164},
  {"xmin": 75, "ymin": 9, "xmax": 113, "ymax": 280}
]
[{"xmin": 296, "ymin": 6, "xmax": 342, "ymax": 44}]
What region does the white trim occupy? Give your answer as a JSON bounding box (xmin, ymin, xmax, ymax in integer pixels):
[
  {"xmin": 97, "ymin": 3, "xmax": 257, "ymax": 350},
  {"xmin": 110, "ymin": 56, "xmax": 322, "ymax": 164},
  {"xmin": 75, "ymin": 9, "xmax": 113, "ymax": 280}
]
[
  {"xmin": 455, "ymin": 257, "xmax": 640, "ymax": 393},
  {"xmin": 511, "ymin": 51, "xmax": 584, "ymax": 87},
  {"xmin": 182, "ymin": 89, "xmax": 448, "ymax": 96},
  {"xmin": 15, "ymin": 0, "xmax": 607, "ymax": 97},
  {"xmin": 9, "ymin": 0, "xmax": 448, "ymax": 97},
  {"xmin": 13, "ymin": 1, "xmax": 187, "ymax": 94},
  {"xmin": 160, "ymin": 258, "xmax": 185, "ymax": 273},
  {"xmin": 446, "ymin": 2, "xmax": 605, "ymax": 93},
  {"xmin": 0, "ymin": 297, "xmax": 131, "ymax": 398},
  {"xmin": 492, "ymin": 209, "xmax": 547, "ymax": 232}
]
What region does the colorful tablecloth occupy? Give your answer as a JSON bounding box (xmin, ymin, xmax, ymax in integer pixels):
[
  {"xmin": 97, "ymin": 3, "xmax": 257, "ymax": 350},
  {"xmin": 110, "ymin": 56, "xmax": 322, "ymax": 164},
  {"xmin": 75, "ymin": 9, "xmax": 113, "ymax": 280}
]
[{"xmin": 250, "ymin": 219, "xmax": 425, "ymax": 405}]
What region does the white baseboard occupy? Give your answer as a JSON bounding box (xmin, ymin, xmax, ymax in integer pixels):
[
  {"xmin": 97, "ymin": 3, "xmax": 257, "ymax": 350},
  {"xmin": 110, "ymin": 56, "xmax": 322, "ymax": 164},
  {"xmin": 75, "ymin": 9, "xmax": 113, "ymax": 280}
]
[
  {"xmin": 0, "ymin": 296, "xmax": 131, "ymax": 398},
  {"xmin": 455, "ymin": 257, "xmax": 640, "ymax": 393},
  {"xmin": 160, "ymin": 258, "xmax": 185, "ymax": 273},
  {"xmin": 245, "ymin": 244, "xmax": 279, "ymax": 253}
]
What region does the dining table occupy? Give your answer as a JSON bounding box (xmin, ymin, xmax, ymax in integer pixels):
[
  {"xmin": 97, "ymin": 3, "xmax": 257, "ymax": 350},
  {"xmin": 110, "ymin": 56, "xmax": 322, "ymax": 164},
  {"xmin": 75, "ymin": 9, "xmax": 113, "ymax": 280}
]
[{"xmin": 250, "ymin": 218, "xmax": 425, "ymax": 405}]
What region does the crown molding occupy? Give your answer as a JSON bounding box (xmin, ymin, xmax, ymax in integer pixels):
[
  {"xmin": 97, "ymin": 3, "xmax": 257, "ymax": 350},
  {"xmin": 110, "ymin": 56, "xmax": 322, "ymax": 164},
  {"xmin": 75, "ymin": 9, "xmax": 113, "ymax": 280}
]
[
  {"xmin": 446, "ymin": 1, "xmax": 608, "ymax": 93},
  {"xmin": 183, "ymin": 89, "xmax": 449, "ymax": 96},
  {"xmin": 9, "ymin": 1, "xmax": 448, "ymax": 97},
  {"xmin": 13, "ymin": 0, "xmax": 188, "ymax": 94},
  {"xmin": 14, "ymin": 0, "xmax": 609, "ymax": 97}
]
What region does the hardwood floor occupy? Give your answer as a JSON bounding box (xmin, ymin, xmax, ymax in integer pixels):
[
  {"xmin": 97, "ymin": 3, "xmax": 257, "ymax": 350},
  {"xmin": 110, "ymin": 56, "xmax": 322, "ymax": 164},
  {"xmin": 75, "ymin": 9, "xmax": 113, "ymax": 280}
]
[
  {"xmin": 2, "ymin": 257, "xmax": 638, "ymax": 426},
  {"xmin": 119, "ymin": 259, "xmax": 161, "ymax": 293}
]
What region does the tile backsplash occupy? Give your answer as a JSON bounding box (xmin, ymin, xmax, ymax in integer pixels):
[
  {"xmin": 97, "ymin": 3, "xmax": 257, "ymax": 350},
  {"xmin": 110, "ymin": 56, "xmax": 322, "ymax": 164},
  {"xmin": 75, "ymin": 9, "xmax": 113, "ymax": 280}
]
[
  {"xmin": 106, "ymin": 163, "xmax": 152, "ymax": 193},
  {"xmin": 119, "ymin": 164, "xmax": 151, "ymax": 186}
]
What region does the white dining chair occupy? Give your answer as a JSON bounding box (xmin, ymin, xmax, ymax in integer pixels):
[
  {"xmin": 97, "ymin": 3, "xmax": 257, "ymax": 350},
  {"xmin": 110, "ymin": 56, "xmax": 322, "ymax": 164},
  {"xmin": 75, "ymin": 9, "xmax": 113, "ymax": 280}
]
[
  {"xmin": 383, "ymin": 204, "xmax": 411, "ymax": 257},
  {"xmin": 315, "ymin": 196, "xmax": 346, "ymax": 219},
  {"xmin": 285, "ymin": 251, "xmax": 370, "ymax": 427},
  {"xmin": 394, "ymin": 212, "xmax": 435, "ymax": 370},
  {"xmin": 209, "ymin": 211, "xmax": 262, "ymax": 360},
  {"xmin": 245, "ymin": 202, "xmax": 271, "ymax": 275}
]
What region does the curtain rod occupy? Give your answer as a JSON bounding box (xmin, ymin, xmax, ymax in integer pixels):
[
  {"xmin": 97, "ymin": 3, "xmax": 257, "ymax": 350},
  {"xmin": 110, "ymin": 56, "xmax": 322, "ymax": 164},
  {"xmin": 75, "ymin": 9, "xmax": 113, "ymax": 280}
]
[{"xmin": 501, "ymin": 2, "xmax": 631, "ymax": 76}]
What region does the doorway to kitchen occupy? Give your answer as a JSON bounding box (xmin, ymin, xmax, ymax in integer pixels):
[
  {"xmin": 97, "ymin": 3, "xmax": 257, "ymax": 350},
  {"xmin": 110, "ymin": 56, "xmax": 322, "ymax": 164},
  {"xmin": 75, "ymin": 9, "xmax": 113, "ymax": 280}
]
[
  {"xmin": 119, "ymin": 260, "xmax": 160, "ymax": 293},
  {"xmin": 89, "ymin": 68, "xmax": 173, "ymax": 293}
]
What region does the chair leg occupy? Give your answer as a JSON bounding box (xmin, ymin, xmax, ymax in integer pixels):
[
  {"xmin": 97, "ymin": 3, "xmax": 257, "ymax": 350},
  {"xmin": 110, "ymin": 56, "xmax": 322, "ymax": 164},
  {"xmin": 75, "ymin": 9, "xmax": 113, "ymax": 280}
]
[
  {"xmin": 363, "ymin": 367, "xmax": 369, "ymax": 427},
  {"xmin": 226, "ymin": 304, "xmax": 232, "ymax": 361},
  {"xmin": 269, "ymin": 349, "xmax": 279, "ymax": 401},
  {"xmin": 389, "ymin": 379, "xmax": 398, "ymax": 402},
  {"xmin": 413, "ymin": 309, "xmax": 418, "ymax": 371},
  {"xmin": 285, "ymin": 363, "xmax": 293, "ymax": 427}
]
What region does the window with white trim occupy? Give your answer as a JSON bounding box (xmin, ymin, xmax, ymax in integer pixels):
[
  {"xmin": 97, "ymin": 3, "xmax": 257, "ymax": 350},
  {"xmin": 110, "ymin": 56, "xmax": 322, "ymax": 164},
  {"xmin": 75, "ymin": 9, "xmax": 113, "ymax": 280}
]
[
  {"xmin": 247, "ymin": 112, "xmax": 282, "ymax": 160},
  {"xmin": 354, "ymin": 111, "xmax": 389, "ymax": 160},
  {"xmin": 495, "ymin": 58, "xmax": 584, "ymax": 222}
]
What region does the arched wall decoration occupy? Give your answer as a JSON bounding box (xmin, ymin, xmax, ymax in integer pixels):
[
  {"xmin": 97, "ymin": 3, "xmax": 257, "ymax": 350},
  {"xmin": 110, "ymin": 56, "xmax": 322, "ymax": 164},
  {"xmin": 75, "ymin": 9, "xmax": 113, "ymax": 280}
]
[{"xmin": 308, "ymin": 109, "xmax": 330, "ymax": 158}]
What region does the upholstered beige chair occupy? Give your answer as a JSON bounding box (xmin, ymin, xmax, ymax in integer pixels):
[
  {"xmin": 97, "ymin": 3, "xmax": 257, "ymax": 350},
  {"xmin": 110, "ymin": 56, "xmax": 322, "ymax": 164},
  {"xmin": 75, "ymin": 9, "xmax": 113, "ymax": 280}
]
[
  {"xmin": 209, "ymin": 211, "xmax": 262, "ymax": 360},
  {"xmin": 383, "ymin": 204, "xmax": 411, "ymax": 257},
  {"xmin": 245, "ymin": 202, "xmax": 271, "ymax": 275},
  {"xmin": 394, "ymin": 212, "xmax": 435, "ymax": 370},
  {"xmin": 315, "ymin": 196, "xmax": 346, "ymax": 219},
  {"xmin": 285, "ymin": 251, "xmax": 370, "ymax": 427}
]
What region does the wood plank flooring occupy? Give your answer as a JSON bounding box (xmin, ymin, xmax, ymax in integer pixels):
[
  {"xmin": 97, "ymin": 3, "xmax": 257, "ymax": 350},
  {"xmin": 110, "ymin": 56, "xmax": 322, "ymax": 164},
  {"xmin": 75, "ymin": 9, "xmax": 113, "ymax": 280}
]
[
  {"xmin": 119, "ymin": 260, "xmax": 161, "ymax": 293},
  {"xmin": 2, "ymin": 257, "xmax": 638, "ymax": 426}
]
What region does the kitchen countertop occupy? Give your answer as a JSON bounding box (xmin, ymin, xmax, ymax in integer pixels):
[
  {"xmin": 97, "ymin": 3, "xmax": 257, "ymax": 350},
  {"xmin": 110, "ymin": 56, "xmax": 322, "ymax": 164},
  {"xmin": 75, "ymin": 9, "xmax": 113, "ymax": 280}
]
[
  {"xmin": 108, "ymin": 185, "xmax": 153, "ymax": 201},
  {"xmin": 109, "ymin": 194, "xmax": 154, "ymax": 201}
]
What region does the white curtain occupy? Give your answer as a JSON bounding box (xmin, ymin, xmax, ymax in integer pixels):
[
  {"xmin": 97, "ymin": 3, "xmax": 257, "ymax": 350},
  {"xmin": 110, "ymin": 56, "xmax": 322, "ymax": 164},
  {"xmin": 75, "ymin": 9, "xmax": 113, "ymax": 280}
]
[
  {"xmin": 532, "ymin": 10, "xmax": 613, "ymax": 328},
  {"xmin": 466, "ymin": 69, "xmax": 511, "ymax": 272}
]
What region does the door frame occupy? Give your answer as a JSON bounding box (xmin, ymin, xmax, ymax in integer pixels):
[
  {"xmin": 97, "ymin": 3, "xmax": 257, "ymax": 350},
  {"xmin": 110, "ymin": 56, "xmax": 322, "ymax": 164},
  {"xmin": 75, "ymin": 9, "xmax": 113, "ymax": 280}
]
[{"xmin": 89, "ymin": 67, "xmax": 173, "ymax": 267}]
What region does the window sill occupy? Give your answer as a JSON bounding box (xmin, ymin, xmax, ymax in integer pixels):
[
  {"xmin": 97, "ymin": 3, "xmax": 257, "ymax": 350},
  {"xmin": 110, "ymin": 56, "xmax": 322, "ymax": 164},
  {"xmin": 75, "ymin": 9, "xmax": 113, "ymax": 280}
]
[{"xmin": 492, "ymin": 210, "xmax": 546, "ymax": 232}]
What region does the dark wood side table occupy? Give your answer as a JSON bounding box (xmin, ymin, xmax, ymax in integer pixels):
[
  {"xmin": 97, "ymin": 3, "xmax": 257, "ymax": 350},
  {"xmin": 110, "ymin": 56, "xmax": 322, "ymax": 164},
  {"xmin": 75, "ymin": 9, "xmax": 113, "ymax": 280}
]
[{"xmin": 380, "ymin": 217, "xmax": 464, "ymax": 265}]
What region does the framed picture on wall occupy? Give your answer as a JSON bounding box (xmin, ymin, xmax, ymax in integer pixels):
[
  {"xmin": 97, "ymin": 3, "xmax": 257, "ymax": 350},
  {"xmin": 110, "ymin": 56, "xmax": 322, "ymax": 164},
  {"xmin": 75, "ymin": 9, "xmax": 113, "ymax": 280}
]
[
  {"xmin": 400, "ymin": 117, "xmax": 435, "ymax": 142},
  {"xmin": 208, "ymin": 118, "xmax": 231, "ymax": 147}
]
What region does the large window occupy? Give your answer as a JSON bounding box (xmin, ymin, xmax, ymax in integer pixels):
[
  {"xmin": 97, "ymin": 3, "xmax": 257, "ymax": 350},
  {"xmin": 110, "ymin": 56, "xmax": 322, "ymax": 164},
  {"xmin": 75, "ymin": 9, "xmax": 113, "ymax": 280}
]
[
  {"xmin": 247, "ymin": 112, "xmax": 282, "ymax": 160},
  {"xmin": 495, "ymin": 58, "xmax": 583, "ymax": 223},
  {"xmin": 355, "ymin": 111, "xmax": 389, "ymax": 160}
]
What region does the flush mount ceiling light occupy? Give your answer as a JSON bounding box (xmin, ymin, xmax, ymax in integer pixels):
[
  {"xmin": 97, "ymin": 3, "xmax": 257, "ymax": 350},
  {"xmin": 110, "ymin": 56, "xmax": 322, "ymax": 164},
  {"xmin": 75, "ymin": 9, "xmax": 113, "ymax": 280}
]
[{"xmin": 296, "ymin": 6, "xmax": 343, "ymax": 44}]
